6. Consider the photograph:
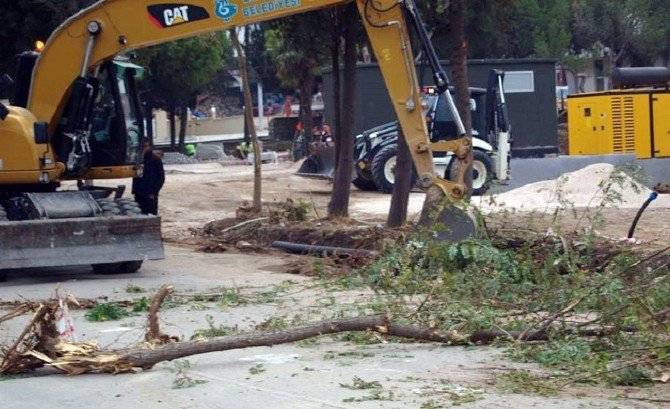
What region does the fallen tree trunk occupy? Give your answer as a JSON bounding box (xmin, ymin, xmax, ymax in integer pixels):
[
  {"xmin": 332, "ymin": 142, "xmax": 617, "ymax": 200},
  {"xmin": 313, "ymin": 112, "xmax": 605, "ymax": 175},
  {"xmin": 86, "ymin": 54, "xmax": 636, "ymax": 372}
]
[
  {"xmin": 2, "ymin": 283, "xmax": 639, "ymax": 376},
  {"xmin": 36, "ymin": 316, "xmax": 635, "ymax": 375}
]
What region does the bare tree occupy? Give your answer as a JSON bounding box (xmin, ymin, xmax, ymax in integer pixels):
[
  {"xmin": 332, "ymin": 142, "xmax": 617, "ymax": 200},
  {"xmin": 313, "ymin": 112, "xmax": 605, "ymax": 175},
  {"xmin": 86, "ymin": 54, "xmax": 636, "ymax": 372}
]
[
  {"xmin": 231, "ymin": 29, "xmax": 262, "ymax": 212},
  {"xmin": 331, "ymin": 7, "xmax": 343, "ymax": 169},
  {"xmin": 448, "ymin": 0, "xmax": 473, "ymax": 197},
  {"xmin": 327, "ymin": 3, "xmax": 357, "ymax": 219},
  {"xmin": 386, "ymin": 126, "xmax": 412, "ymax": 228}
]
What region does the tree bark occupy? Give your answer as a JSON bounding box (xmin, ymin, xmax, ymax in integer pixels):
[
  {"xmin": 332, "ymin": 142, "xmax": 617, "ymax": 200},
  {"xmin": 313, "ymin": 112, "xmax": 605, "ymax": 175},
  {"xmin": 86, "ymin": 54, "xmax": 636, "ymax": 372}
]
[
  {"xmin": 145, "ymin": 285, "xmax": 174, "ymax": 343},
  {"xmin": 20, "ymin": 315, "xmax": 636, "ymax": 375},
  {"xmin": 144, "ymin": 98, "xmax": 154, "ymax": 145},
  {"xmin": 178, "ymin": 101, "xmax": 188, "ymax": 153},
  {"xmin": 299, "ymin": 72, "xmax": 314, "ymax": 148},
  {"xmin": 448, "ymin": 0, "xmax": 473, "ymax": 198},
  {"xmin": 387, "ymin": 126, "xmax": 412, "ymax": 227},
  {"xmin": 327, "ymin": 3, "xmax": 357, "ymax": 219},
  {"xmin": 331, "ymin": 7, "xmax": 342, "ymax": 169},
  {"xmin": 231, "ymin": 29, "xmax": 262, "ymax": 212},
  {"xmin": 169, "ymin": 102, "xmax": 176, "ymax": 149}
]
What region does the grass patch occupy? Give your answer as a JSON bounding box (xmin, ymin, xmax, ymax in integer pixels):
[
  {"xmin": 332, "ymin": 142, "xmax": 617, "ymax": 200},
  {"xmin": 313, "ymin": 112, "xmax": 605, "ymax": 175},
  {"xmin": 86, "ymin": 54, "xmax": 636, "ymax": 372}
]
[
  {"xmin": 497, "ymin": 370, "xmax": 557, "ymax": 396},
  {"xmin": 248, "ymin": 364, "xmax": 266, "ymax": 375},
  {"xmin": 125, "ymin": 284, "xmax": 146, "ymax": 293},
  {"xmin": 169, "ymin": 360, "xmax": 207, "ymax": 389},
  {"xmin": 132, "ymin": 297, "xmax": 151, "ymax": 312},
  {"xmin": 191, "ymin": 315, "xmax": 236, "ymax": 339},
  {"xmin": 340, "ymin": 376, "xmax": 382, "ymax": 390},
  {"xmin": 85, "ymin": 303, "xmax": 130, "ymax": 322}
]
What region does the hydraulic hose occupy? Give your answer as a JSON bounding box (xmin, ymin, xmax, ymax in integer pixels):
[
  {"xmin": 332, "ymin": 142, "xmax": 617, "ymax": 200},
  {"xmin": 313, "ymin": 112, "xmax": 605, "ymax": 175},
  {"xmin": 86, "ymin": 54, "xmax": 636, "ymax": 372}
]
[{"xmin": 627, "ymin": 191, "xmax": 658, "ymax": 239}]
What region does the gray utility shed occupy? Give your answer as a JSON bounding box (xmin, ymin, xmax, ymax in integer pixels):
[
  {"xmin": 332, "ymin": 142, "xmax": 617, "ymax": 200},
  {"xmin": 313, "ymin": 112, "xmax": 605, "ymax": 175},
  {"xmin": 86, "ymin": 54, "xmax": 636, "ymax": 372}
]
[{"xmin": 322, "ymin": 59, "xmax": 558, "ymax": 158}]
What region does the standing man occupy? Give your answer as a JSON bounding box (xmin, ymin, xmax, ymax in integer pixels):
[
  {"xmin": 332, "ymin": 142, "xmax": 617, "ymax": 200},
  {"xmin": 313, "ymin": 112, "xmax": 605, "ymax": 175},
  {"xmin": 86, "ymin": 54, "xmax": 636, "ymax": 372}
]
[{"xmin": 132, "ymin": 140, "xmax": 165, "ymax": 215}]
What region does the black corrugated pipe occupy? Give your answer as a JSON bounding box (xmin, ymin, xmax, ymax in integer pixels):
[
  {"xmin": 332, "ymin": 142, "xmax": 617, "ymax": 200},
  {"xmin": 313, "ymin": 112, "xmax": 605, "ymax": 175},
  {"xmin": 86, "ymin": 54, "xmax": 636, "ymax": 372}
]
[
  {"xmin": 272, "ymin": 241, "xmax": 376, "ymax": 257},
  {"xmin": 628, "ymin": 192, "xmax": 658, "ymax": 239}
]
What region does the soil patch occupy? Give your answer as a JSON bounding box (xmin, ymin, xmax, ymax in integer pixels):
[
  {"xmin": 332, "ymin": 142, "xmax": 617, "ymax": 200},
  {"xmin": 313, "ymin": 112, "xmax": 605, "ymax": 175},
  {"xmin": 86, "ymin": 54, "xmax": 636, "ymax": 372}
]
[{"xmin": 200, "ymin": 218, "xmax": 404, "ymax": 252}]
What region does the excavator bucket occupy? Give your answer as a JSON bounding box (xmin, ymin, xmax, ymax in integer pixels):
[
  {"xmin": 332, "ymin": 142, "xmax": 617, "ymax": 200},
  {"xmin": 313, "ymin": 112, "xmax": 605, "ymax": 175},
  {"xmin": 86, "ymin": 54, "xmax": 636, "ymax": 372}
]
[
  {"xmin": 417, "ymin": 185, "xmax": 477, "ymax": 242},
  {"xmin": 295, "ymin": 146, "xmax": 338, "ymax": 180},
  {"xmin": 0, "ymin": 215, "xmax": 164, "ymax": 270}
]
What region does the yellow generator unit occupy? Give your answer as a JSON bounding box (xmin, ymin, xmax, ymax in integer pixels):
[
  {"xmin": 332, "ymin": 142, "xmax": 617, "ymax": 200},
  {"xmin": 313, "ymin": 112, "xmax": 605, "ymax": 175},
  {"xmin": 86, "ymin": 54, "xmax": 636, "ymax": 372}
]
[{"xmin": 567, "ymin": 67, "xmax": 670, "ymax": 159}]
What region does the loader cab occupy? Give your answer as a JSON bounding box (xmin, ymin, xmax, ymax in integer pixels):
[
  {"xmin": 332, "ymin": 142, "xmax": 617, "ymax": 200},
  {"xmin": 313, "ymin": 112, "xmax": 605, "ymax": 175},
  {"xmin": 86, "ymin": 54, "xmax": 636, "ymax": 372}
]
[{"xmin": 429, "ymin": 88, "xmax": 487, "ymax": 142}]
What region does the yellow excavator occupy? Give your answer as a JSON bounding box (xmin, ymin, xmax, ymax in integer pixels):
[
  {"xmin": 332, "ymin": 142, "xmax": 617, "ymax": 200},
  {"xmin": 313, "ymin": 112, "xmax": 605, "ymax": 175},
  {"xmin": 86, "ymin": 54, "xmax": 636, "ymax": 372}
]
[{"xmin": 0, "ymin": 0, "xmax": 473, "ymax": 276}]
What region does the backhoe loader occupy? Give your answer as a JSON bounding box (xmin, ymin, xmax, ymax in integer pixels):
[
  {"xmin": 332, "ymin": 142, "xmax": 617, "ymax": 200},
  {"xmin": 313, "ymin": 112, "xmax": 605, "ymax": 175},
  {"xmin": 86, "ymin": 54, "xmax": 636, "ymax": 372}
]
[{"xmin": 0, "ymin": 0, "xmax": 474, "ymax": 276}]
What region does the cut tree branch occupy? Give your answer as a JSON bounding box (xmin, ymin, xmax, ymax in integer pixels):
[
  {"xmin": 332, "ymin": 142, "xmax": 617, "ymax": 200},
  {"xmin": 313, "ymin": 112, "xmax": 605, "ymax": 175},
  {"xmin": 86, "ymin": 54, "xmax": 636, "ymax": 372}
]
[{"xmin": 145, "ymin": 284, "xmax": 175, "ymax": 344}]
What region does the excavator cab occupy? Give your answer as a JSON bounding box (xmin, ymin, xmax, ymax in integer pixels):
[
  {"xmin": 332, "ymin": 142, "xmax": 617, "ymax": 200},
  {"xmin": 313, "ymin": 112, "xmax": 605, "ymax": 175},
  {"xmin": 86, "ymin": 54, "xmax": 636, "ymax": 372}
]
[{"xmin": 53, "ymin": 61, "xmax": 144, "ymax": 178}]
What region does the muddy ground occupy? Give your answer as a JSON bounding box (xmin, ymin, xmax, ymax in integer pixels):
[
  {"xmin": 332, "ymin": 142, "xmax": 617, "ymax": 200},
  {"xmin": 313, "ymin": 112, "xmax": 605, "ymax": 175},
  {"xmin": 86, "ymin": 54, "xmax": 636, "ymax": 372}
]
[{"xmin": 152, "ymin": 162, "xmax": 670, "ymax": 251}]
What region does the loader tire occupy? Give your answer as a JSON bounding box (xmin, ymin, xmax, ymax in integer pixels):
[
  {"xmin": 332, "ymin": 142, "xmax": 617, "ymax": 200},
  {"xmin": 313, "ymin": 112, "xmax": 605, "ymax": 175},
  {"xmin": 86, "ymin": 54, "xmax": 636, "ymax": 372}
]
[
  {"xmin": 371, "ymin": 145, "xmax": 417, "ymax": 194},
  {"xmin": 352, "ymin": 172, "xmax": 378, "ymax": 191},
  {"xmin": 446, "ymin": 150, "xmax": 493, "ymax": 196},
  {"xmin": 92, "ymin": 261, "xmax": 143, "ymax": 275}
]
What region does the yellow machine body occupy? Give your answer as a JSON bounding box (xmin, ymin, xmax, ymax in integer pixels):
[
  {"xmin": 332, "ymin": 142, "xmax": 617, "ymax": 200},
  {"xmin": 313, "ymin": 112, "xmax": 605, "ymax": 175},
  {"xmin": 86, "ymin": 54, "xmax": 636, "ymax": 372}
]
[
  {"xmin": 568, "ymin": 89, "xmax": 670, "ymax": 159},
  {"xmin": 0, "ymin": 107, "xmax": 63, "ymax": 185}
]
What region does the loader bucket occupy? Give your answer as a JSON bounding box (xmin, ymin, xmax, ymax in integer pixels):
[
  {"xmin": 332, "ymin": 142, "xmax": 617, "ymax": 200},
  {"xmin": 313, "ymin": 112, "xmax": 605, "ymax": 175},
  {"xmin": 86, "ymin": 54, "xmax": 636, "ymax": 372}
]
[
  {"xmin": 295, "ymin": 146, "xmax": 337, "ymax": 180},
  {"xmin": 417, "ymin": 185, "xmax": 477, "ymax": 242},
  {"xmin": 0, "ymin": 215, "xmax": 164, "ymax": 270}
]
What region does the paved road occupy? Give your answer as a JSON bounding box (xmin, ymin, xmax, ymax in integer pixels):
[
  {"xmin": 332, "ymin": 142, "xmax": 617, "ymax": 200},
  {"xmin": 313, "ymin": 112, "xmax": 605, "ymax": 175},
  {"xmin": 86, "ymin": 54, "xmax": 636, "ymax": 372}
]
[{"xmin": 2, "ymin": 245, "xmax": 664, "ymax": 408}]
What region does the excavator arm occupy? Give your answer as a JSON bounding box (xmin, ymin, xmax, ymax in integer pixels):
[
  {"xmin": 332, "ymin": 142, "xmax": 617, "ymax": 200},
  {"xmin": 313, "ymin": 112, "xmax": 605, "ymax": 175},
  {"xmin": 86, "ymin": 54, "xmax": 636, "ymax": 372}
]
[{"xmin": 29, "ymin": 0, "xmax": 469, "ymax": 199}]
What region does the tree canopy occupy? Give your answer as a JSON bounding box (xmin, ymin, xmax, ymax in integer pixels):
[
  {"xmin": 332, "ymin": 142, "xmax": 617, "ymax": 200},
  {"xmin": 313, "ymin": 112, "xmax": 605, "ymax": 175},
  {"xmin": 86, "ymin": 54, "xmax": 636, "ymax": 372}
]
[
  {"xmin": 424, "ymin": 0, "xmax": 668, "ymax": 68},
  {"xmin": 136, "ymin": 33, "xmax": 232, "ymax": 108}
]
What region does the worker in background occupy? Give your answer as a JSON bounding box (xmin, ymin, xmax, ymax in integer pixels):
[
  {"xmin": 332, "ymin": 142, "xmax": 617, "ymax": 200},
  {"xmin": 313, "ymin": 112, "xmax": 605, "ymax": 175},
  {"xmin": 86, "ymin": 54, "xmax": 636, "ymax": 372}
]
[
  {"xmin": 235, "ymin": 136, "xmax": 254, "ymax": 160},
  {"xmin": 132, "ymin": 140, "xmax": 165, "ymax": 215},
  {"xmin": 185, "ymin": 144, "xmax": 196, "ymax": 157}
]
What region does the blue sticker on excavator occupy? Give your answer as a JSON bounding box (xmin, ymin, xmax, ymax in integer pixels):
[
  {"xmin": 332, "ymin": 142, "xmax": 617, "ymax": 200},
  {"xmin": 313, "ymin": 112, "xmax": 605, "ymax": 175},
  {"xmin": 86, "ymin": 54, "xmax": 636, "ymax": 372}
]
[{"xmin": 214, "ymin": 0, "xmax": 238, "ymax": 21}]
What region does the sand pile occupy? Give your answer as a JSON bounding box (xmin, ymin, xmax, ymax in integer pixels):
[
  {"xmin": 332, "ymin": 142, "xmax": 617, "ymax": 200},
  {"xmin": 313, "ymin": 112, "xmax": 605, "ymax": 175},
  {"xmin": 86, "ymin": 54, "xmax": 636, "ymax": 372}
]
[{"xmin": 480, "ymin": 163, "xmax": 670, "ymax": 211}]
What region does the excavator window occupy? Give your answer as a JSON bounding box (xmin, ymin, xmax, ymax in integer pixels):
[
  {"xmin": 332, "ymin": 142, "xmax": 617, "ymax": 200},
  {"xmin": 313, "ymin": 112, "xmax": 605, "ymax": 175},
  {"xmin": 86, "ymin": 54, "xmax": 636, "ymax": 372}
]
[
  {"xmin": 88, "ymin": 62, "xmax": 143, "ymax": 167},
  {"xmin": 89, "ymin": 65, "xmax": 125, "ymax": 166}
]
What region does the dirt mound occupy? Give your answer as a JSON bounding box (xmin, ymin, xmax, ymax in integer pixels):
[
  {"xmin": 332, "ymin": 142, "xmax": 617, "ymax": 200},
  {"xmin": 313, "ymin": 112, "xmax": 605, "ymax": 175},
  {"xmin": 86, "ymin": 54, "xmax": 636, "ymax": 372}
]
[
  {"xmin": 200, "ymin": 218, "xmax": 399, "ymax": 253},
  {"xmin": 198, "ymin": 199, "xmax": 405, "ymax": 253},
  {"xmin": 483, "ymin": 163, "xmax": 670, "ymax": 211}
]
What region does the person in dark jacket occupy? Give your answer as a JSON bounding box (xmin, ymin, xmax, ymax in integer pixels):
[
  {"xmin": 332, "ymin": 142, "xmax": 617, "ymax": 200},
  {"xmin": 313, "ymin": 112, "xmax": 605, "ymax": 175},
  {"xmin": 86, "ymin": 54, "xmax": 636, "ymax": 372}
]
[{"xmin": 132, "ymin": 140, "xmax": 165, "ymax": 215}]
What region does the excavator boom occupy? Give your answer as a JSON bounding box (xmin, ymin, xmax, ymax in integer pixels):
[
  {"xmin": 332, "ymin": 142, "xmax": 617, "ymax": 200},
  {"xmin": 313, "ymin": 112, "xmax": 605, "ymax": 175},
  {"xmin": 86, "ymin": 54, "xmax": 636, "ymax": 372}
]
[{"xmin": 30, "ymin": 0, "xmax": 467, "ymax": 197}]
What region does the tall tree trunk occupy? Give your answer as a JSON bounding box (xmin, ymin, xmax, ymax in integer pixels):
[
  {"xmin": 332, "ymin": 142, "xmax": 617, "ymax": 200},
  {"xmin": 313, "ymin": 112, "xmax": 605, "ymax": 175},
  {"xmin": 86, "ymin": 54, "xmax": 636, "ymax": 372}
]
[
  {"xmin": 178, "ymin": 101, "xmax": 187, "ymax": 153},
  {"xmin": 448, "ymin": 0, "xmax": 473, "ymax": 198},
  {"xmin": 331, "ymin": 7, "xmax": 342, "ymax": 169},
  {"xmin": 328, "ymin": 3, "xmax": 357, "ymax": 219},
  {"xmin": 299, "ymin": 72, "xmax": 314, "ymax": 146},
  {"xmin": 144, "ymin": 98, "xmax": 154, "ymax": 145},
  {"xmin": 386, "ymin": 125, "xmax": 411, "ymax": 228},
  {"xmin": 169, "ymin": 101, "xmax": 176, "ymax": 149},
  {"xmin": 231, "ymin": 29, "xmax": 262, "ymax": 212}
]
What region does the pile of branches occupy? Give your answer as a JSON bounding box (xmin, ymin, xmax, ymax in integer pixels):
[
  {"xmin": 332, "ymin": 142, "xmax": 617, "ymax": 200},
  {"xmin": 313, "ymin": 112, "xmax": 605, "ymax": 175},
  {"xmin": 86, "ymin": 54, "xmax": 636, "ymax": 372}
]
[
  {"xmin": 349, "ymin": 227, "xmax": 670, "ymax": 385},
  {"xmin": 1, "ymin": 227, "xmax": 668, "ymax": 384}
]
